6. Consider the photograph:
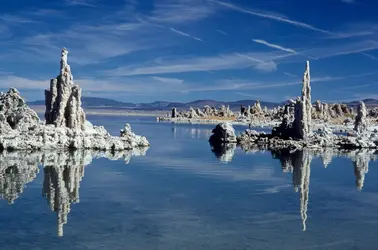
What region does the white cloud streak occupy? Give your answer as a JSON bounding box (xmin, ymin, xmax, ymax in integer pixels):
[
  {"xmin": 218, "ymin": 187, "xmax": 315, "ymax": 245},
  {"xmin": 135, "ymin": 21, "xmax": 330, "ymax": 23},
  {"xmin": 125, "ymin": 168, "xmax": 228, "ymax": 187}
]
[
  {"xmin": 216, "ymin": 29, "xmax": 227, "ymax": 35},
  {"xmin": 147, "ymin": 0, "xmax": 217, "ymax": 24},
  {"xmin": 308, "ymin": 40, "xmax": 378, "ymax": 59},
  {"xmin": 151, "ymin": 76, "xmax": 184, "ymax": 85},
  {"xmin": 170, "ymin": 28, "xmax": 203, "ymax": 41},
  {"xmin": 104, "ymin": 51, "xmax": 289, "ymax": 76},
  {"xmin": 0, "ymin": 14, "xmax": 36, "ymax": 24},
  {"xmin": 212, "ymin": 0, "xmax": 332, "ymax": 34},
  {"xmin": 284, "ymin": 72, "xmax": 297, "ymax": 78},
  {"xmin": 341, "ymin": 0, "xmax": 355, "ymax": 3},
  {"xmin": 252, "ymin": 39, "xmax": 296, "ymax": 53},
  {"xmin": 362, "ymin": 52, "xmax": 378, "ymax": 61},
  {"xmin": 65, "ymin": 0, "xmax": 97, "ymax": 7}
]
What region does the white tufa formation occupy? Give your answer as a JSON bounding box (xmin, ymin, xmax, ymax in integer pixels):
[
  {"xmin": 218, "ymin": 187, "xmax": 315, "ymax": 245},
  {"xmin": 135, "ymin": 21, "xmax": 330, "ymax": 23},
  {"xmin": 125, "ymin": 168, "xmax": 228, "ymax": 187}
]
[
  {"xmin": 209, "ymin": 122, "xmax": 237, "ymax": 144},
  {"xmin": 0, "ymin": 48, "xmax": 150, "ymax": 151},
  {"xmin": 45, "ymin": 48, "xmax": 86, "ymax": 130},
  {"xmin": 354, "ymin": 101, "xmax": 368, "ymax": 134},
  {"xmin": 294, "ymin": 61, "xmax": 312, "ymax": 140}
]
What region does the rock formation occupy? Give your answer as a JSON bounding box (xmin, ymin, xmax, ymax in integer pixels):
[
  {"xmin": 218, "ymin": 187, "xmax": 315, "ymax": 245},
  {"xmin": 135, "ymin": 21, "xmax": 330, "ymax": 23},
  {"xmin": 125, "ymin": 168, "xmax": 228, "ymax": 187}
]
[
  {"xmin": 271, "ymin": 61, "xmax": 312, "ymax": 140},
  {"xmin": 0, "ymin": 88, "xmax": 40, "ymax": 133},
  {"xmin": 159, "ymin": 105, "xmax": 234, "ymax": 121},
  {"xmin": 45, "ymin": 48, "xmax": 86, "ymax": 130},
  {"xmin": 294, "ymin": 61, "xmax": 312, "ymax": 140},
  {"xmin": 354, "ymin": 101, "xmax": 368, "ymax": 134},
  {"xmin": 171, "ymin": 108, "xmax": 177, "ymax": 118},
  {"xmin": 210, "ymin": 61, "xmax": 378, "ymax": 150},
  {"xmin": 0, "ymin": 48, "xmax": 150, "ymax": 151},
  {"xmin": 209, "ymin": 122, "xmax": 237, "ymax": 145}
]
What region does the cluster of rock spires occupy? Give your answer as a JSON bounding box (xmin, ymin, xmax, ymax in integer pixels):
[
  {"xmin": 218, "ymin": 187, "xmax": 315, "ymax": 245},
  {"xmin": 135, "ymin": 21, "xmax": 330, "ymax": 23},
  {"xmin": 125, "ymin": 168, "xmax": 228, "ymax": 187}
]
[
  {"xmin": 158, "ymin": 105, "xmax": 234, "ymax": 122},
  {"xmin": 158, "ymin": 99, "xmax": 362, "ymax": 129},
  {"xmin": 0, "ymin": 148, "xmax": 146, "ymax": 236},
  {"xmin": 0, "ymin": 48, "xmax": 149, "ymax": 151},
  {"xmin": 209, "ymin": 61, "xmax": 378, "ymax": 151},
  {"xmin": 313, "ymin": 101, "xmax": 353, "ymax": 121}
]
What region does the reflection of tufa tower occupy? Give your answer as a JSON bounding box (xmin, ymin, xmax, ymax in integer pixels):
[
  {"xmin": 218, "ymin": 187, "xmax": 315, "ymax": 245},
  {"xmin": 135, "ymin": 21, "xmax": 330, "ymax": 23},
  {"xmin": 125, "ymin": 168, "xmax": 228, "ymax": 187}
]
[
  {"xmin": 275, "ymin": 149, "xmax": 311, "ymax": 232},
  {"xmin": 351, "ymin": 151, "xmax": 371, "ymax": 191},
  {"xmin": 42, "ymin": 151, "xmax": 86, "ymax": 237},
  {"xmin": 0, "ymin": 156, "xmax": 39, "ymax": 204},
  {"xmin": 292, "ymin": 150, "xmax": 311, "ymax": 231}
]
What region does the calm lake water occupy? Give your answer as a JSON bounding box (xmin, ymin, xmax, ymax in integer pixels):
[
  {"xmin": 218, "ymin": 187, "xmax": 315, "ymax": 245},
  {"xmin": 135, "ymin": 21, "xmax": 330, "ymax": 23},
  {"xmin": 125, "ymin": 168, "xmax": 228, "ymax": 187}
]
[{"xmin": 1, "ymin": 115, "xmax": 378, "ymax": 250}]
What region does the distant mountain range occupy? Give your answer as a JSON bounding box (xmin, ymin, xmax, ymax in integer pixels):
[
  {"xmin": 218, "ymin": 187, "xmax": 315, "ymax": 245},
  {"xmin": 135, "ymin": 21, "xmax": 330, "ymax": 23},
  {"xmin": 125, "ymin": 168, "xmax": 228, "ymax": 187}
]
[{"xmin": 28, "ymin": 97, "xmax": 378, "ymax": 111}]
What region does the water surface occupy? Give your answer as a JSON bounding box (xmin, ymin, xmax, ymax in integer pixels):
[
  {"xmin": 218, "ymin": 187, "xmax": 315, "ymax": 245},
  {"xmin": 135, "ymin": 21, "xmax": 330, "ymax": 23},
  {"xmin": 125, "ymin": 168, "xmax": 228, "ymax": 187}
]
[{"xmin": 0, "ymin": 116, "xmax": 377, "ymax": 250}]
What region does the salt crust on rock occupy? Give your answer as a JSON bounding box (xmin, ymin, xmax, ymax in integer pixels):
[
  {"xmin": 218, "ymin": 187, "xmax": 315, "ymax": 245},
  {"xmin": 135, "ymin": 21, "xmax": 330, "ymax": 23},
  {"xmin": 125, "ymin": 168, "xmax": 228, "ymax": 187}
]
[{"xmin": 0, "ymin": 48, "xmax": 149, "ymax": 151}]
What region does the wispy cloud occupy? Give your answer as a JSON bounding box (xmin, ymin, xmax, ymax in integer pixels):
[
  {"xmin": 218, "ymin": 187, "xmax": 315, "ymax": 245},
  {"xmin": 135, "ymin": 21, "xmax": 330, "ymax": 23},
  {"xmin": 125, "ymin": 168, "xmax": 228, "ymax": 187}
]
[
  {"xmin": 170, "ymin": 28, "xmax": 203, "ymax": 41},
  {"xmin": 196, "ymin": 70, "xmax": 378, "ymax": 92},
  {"xmin": 151, "ymin": 76, "xmax": 184, "ymax": 85},
  {"xmin": 341, "ymin": 0, "xmax": 355, "ymax": 3},
  {"xmin": 252, "ymin": 39, "xmax": 296, "ymax": 53},
  {"xmin": 147, "ymin": 0, "xmax": 217, "ymax": 24},
  {"xmin": 65, "ymin": 0, "xmax": 97, "ymax": 7},
  {"xmin": 362, "ymin": 52, "xmax": 378, "ymax": 61},
  {"xmin": 0, "ymin": 14, "xmax": 36, "ymax": 24},
  {"xmin": 307, "ymin": 40, "xmax": 378, "ymax": 59},
  {"xmin": 212, "ymin": 0, "xmax": 332, "ymax": 34},
  {"xmin": 104, "ymin": 51, "xmax": 288, "ymax": 76},
  {"xmin": 1, "ymin": 19, "xmax": 170, "ymax": 66},
  {"xmin": 0, "ymin": 74, "xmax": 189, "ymax": 97},
  {"xmin": 216, "ymin": 29, "xmax": 227, "ymax": 35},
  {"xmin": 284, "ymin": 72, "xmax": 297, "ymax": 78}
]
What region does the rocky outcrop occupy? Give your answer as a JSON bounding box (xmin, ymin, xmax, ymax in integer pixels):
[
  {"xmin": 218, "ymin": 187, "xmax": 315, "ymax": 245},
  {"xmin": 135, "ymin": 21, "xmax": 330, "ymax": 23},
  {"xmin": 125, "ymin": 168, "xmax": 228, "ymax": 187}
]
[
  {"xmin": 45, "ymin": 48, "xmax": 85, "ymax": 130},
  {"xmin": 209, "ymin": 122, "xmax": 237, "ymax": 144},
  {"xmin": 354, "ymin": 101, "xmax": 368, "ymax": 134},
  {"xmin": 369, "ymin": 107, "xmax": 378, "ymax": 118},
  {"xmin": 171, "ymin": 108, "xmax": 177, "ymax": 118},
  {"xmin": 271, "ymin": 61, "xmax": 312, "ymax": 140},
  {"xmin": 211, "ymin": 61, "xmax": 378, "ymax": 150},
  {"xmin": 0, "ymin": 48, "xmax": 150, "ymax": 151},
  {"xmin": 159, "ymin": 105, "xmax": 234, "ymax": 122},
  {"xmin": 250, "ymin": 100, "xmax": 263, "ymax": 114},
  {"xmin": 294, "ymin": 61, "xmax": 312, "ymax": 140},
  {"xmin": 0, "ymin": 88, "xmax": 40, "ymax": 133},
  {"xmin": 312, "ymin": 101, "xmax": 353, "ymax": 121}
]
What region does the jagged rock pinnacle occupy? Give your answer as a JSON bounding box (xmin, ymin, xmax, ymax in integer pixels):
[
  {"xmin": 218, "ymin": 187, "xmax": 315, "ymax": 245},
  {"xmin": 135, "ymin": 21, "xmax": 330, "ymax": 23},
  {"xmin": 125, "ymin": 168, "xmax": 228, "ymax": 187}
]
[{"xmin": 45, "ymin": 48, "xmax": 85, "ymax": 130}]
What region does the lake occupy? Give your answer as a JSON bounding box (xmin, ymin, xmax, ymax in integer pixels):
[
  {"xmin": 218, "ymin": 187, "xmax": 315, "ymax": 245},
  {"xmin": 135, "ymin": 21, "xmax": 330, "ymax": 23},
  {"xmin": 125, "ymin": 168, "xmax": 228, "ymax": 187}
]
[{"xmin": 0, "ymin": 115, "xmax": 377, "ymax": 250}]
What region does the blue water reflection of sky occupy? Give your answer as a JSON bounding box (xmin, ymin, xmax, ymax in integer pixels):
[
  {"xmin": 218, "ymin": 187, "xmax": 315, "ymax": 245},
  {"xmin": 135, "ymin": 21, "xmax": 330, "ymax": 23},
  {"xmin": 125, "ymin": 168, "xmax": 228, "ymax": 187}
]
[{"xmin": 0, "ymin": 116, "xmax": 377, "ymax": 250}]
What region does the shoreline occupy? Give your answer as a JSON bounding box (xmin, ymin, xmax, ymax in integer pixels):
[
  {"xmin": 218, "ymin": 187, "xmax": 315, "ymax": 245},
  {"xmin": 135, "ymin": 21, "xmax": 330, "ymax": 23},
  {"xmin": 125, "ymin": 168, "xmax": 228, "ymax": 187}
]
[{"xmin": 30, "ymin": 105, "xmax": 167, "ymax": 117}]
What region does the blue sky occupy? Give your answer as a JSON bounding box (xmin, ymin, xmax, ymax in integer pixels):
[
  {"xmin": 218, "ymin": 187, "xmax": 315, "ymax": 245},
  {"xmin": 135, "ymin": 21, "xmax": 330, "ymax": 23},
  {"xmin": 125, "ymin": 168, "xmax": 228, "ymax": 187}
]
[{"xmin": 0, "ymin": 0, "xmax": 378, "ymax": 103}]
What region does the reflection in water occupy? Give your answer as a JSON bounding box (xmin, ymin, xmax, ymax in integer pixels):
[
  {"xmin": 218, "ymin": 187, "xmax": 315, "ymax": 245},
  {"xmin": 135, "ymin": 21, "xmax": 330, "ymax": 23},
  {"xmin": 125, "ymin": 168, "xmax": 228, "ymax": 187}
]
[
  {"xmin": 209, "ymin": 143, "xmax": 236, "ymax": 163},
  {"xmin": 172, "ymin": 126, "xmax": 213, "ymax": 140},
  {"xmin": 273, "ymin": 149, "xmax": 311, "ymax": 231},
  {"xmin": 211, "ymin": 143, "xmax": 377, "ymax": 231},
  {"xmin": 350, "ymin": 150, "xmax": 373, "ymax": 191},
  {"xmin": 0, "ymin": 154, "xmax": 39, "ymax": 204},
  {"xmin": 0, "ymin": 148, "xmax": 148, "ymax": 237},
  {"xmin": 42, "ymin": 151, "xmax": 87, "ymax": 237}
]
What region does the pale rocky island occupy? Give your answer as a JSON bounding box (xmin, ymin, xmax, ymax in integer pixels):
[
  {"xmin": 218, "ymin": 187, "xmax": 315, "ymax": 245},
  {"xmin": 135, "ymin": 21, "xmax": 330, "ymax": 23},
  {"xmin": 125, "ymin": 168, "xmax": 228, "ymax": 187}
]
[
  {"xmin": 209, "ymin": 61, "xmax": 378, "ymax": 151},
  {"xmin": 0, "ymin": 48, "xmax": 149, "ymax": 151}
]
